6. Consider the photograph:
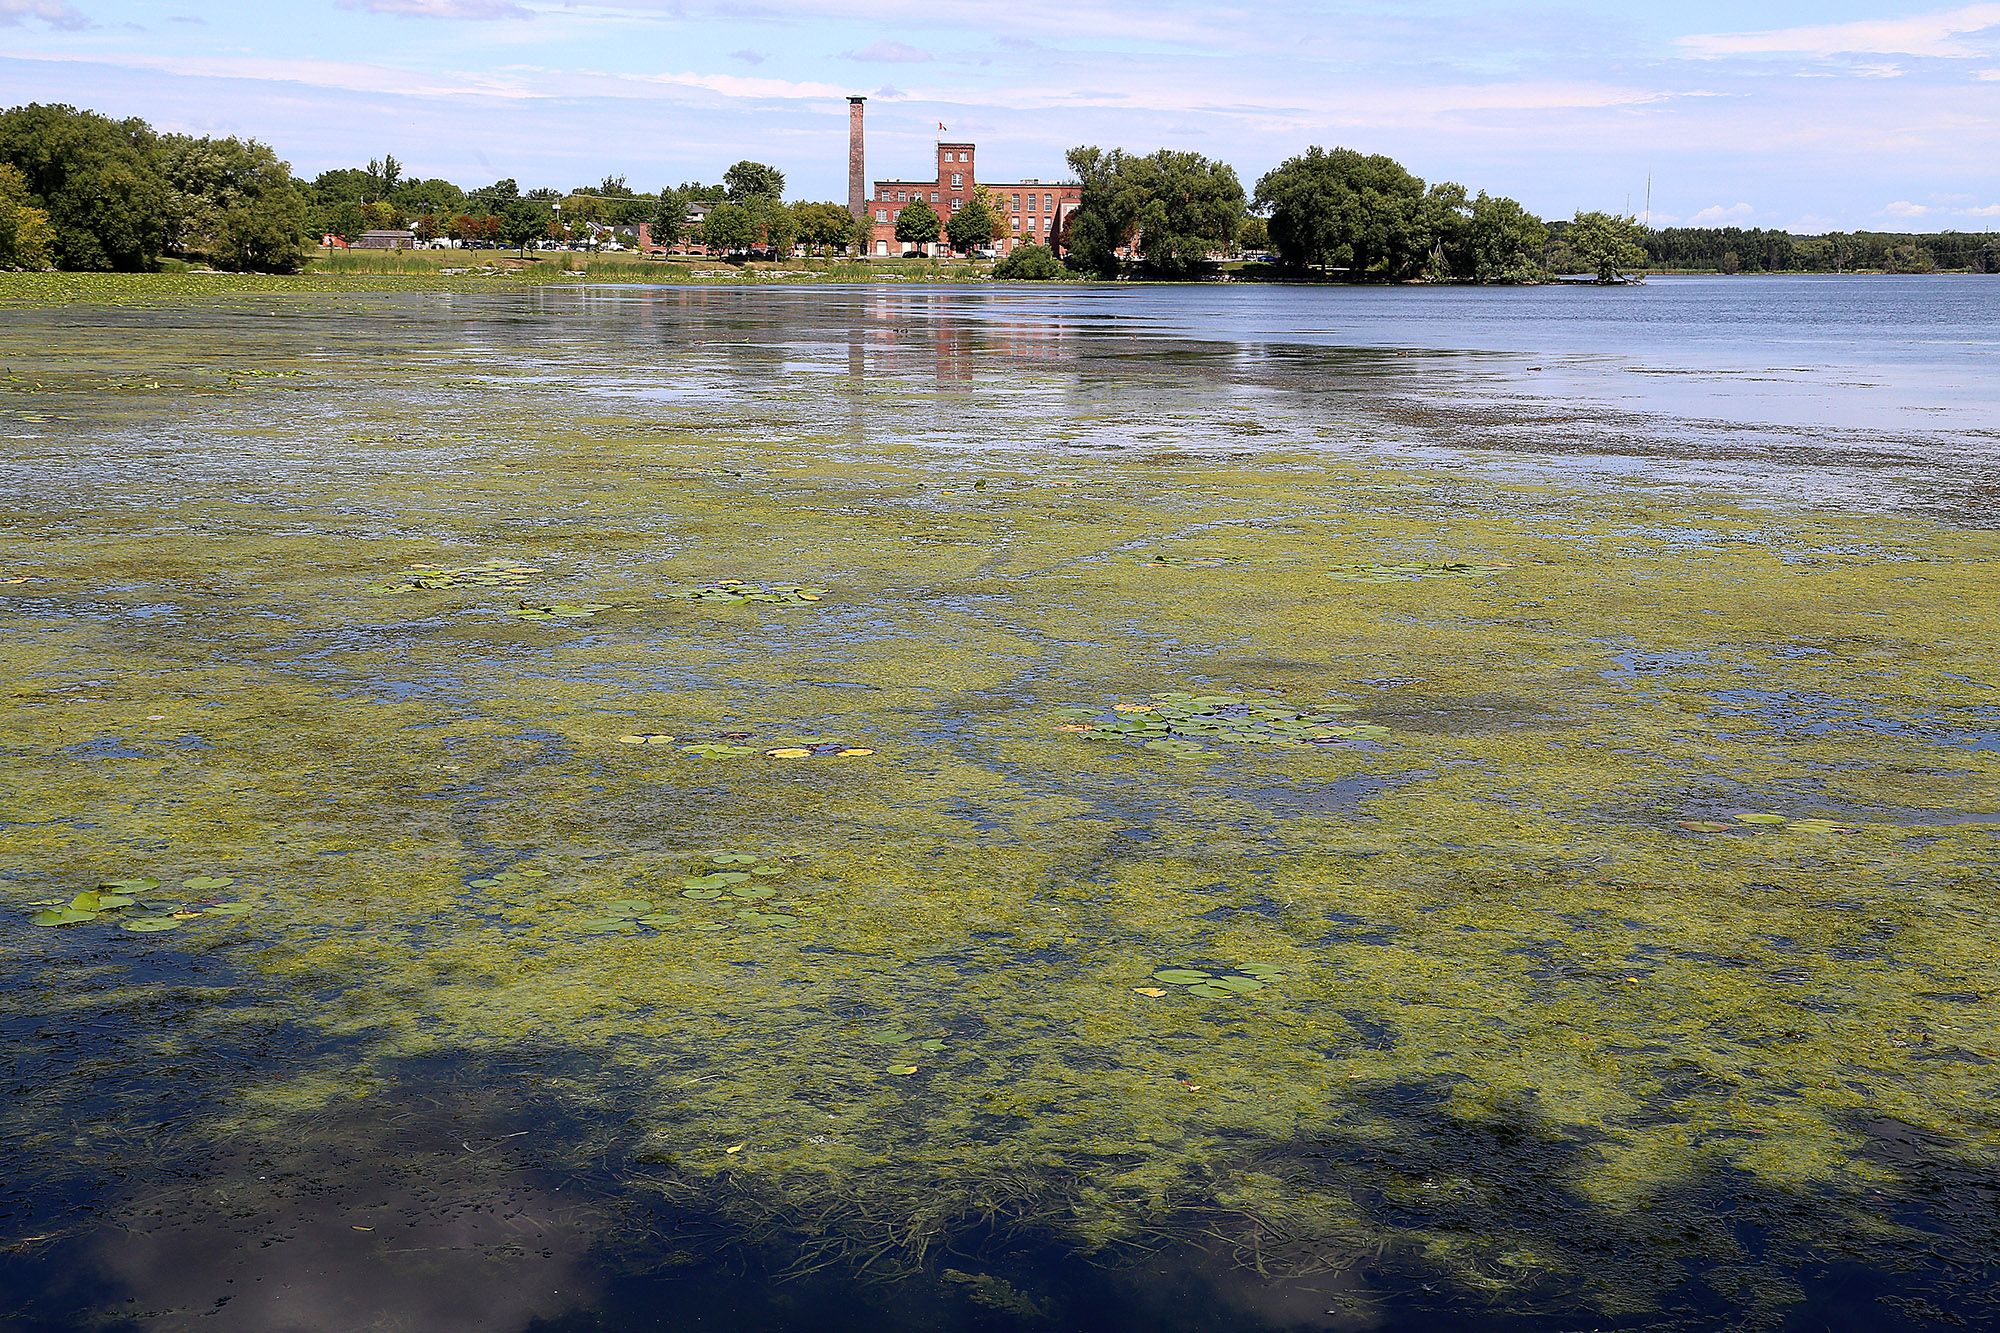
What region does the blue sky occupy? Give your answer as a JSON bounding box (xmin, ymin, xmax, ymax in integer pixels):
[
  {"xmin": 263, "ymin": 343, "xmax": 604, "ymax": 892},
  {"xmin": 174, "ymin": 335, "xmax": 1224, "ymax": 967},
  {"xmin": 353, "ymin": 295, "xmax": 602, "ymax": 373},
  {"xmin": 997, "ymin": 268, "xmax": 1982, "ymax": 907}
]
[{"xmin": 3, "ymin": 0, "xmax": 1997, "ymax": 231}]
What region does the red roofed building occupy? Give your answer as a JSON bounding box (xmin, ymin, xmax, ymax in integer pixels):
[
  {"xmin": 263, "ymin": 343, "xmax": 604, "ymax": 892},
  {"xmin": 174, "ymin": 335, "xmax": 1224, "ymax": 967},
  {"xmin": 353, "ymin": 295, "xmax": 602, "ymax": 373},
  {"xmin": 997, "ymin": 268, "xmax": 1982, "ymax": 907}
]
[{"xmin": 867, "ymin": 142, "xmax": 1079, "ymax": 258}]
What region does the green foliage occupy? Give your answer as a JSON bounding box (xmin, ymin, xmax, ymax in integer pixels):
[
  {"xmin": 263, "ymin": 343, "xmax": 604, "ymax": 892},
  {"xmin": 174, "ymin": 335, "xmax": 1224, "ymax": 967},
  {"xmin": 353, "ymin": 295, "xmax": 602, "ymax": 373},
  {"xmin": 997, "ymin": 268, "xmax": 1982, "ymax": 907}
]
[
  {"xmin": 1565, "ymin": 210, "xmax": 1647, "ymax": 283},
  {"xmin": 0, "ymin": 163, "xmax": 55, "ymax": 270},
  {"xmin": 1464, "ymin": 192, "xmax": 1547, "ymax": 283},
  {"xmin": 991, "ymin": 242, "xmax": 1066, "ymax": 280},
  {"xmin": 499, "ymin": 198, "xmax": 551, "ymax": 250},
  {"xmin": 944, "ymin": 191, "xmax": 996, "ymax": 254},
  {"xmin": 894, "ymin": 197, "xmax": 941, "ymax": 249},
  {"xmin": 1254, "ymin": 145, "xmax": 1428, "ymax": 280},
  {"xmin": 722, "ymin": 160, "xmax": 785, "ymax": 203},
  {"xmin": 701, "ymin": 200, "xmax": 760, "ymax": 254},
  {"xmin": 790, "ymin": 201, "xmax": 856, "ymax": 255},
  {"xmin": 1236, "ymin": 214, "xmax": 1269, "ymax": 252},
  {"xmin": 1063, "ymin": 146, "xmax": 1245, "ymax": 277},
  {"xmin": 156, "ymin": 133, "xmax": 306, "ymax": 273},
  {"xmin": 0, "ymin": 103, "xmax": 167, "ymax": 271}
]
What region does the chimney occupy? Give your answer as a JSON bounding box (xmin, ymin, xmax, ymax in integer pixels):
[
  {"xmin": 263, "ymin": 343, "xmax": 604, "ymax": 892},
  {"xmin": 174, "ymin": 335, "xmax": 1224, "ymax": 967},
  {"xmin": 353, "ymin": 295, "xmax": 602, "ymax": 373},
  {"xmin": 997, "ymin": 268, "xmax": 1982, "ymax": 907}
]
[{"xmin": 846, "ymin": 97, "xmax": 867, "ymax": 229}]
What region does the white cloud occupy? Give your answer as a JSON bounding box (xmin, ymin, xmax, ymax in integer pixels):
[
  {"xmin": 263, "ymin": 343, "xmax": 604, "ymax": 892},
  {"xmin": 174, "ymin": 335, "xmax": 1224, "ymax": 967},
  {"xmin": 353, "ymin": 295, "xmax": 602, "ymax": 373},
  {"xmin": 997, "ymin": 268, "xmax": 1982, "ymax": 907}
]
[
  {"xmin": 337, "ymin": 0, "xmax": 531, "ymax": 17},
  {"xmin": 729, "ymin": 49, "xmax": 766, "ymax": 65},
  {"xmin": 1687, "ymin": 201, "xmax": 1754, "ymax": 224},
  {"xmin": 1681, "ymin": 3, "xmax": 2000, "ymax": 59},
  {"xmin": 1967, "ymin": 202, "xmax": 2000, "ymax": 215},
  {"xmin": 845, "ymin": 40, "xmax": 934, "ymax": 63},
  {"xmin": 1883, "ymin": 200, "xmax": 1932, "ymax": 217},
  {"xmin": 1978, "ymin": 67, "xmax": 2000, "ymax": 77},
  {"xmin": 0, "ymin": 0, "xmax": 90, "ymax": 28}
]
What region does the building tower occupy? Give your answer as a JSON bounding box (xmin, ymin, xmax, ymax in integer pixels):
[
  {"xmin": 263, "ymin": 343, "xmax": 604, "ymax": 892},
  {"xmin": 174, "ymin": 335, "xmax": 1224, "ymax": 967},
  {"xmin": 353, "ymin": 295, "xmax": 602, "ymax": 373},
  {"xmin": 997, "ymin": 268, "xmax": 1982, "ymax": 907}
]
[{"xmin": 846, "ymin": 97, "xmax": 867, "ymax": 230}]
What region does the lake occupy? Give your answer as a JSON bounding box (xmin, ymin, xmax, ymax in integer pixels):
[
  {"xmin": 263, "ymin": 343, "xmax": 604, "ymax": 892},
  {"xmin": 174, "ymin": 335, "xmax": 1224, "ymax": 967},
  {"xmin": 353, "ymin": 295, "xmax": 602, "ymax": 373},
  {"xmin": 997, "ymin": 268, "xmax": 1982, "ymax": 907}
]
[{"xmin": 1, "ymin": 275, "xmax": 1995, "ymax": 1331}]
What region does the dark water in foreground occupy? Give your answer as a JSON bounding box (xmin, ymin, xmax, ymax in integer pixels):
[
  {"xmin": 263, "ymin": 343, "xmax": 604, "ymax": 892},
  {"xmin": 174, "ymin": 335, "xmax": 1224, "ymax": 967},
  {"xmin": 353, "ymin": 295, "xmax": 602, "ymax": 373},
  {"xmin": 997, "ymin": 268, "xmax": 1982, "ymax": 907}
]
[{"xmin": 0, "ymin": 277, "xmax": 1996, "ymax": 1331}]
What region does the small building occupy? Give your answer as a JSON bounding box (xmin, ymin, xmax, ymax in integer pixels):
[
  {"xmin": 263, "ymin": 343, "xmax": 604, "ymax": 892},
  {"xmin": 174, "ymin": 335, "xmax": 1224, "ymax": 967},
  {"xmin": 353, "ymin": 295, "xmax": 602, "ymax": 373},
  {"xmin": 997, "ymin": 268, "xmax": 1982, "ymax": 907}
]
[
  {"xmin": 867, "ymin": 142, "xmax": 1079, "ymax": 258},
  {"xmin": 353, "ymin": 229, "xmax": 416, "ymax": 250}
]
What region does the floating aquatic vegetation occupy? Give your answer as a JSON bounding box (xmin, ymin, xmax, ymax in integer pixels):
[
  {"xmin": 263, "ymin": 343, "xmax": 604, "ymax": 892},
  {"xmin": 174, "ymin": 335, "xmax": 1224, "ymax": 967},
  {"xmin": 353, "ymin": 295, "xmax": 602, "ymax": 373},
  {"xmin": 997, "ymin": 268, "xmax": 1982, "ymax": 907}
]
[
  {"xmin": 616, "ymin": 733, "xmax": 678, "ymax": 745},
  {"xmin": 1150, "ymin": 962, "xmax": 1285, "ymax": 998},
  {"xmin": 465, "ymin": 863, "xmax": 552, "ymax": 890},
  {"xmin": 1051, "ymin": 691, "xmax": 1387, "ymax": 756},
  {"xmin": 667, "ymin": 580, "xmax": 826, "ymax": 606},
  {"xmin": 574, "ymin": 853, "xmax": 801, "ymax": 933},
  {"xmin": 1678, "ymin": 812, "xmax": 1864, "ymax": 834},
  {"xmin": 373, "ymin": 558, "xmax": 542, "ymax": 593},
  {"xmin": 23, "ymin": 874, "xmax": 252, "ymax": 932},
  {"xmin": 1327, "ymin": 560, "xmax": 1513, "ymax": 582},
  {"xmin": 509, "ymin": 600, "xmax": 614, "ymax": 621},
  {"xmin": 667, "ymin": 734, "xmax": 874, "ymax": 760},
  {"xmin": 1142, "ymin": 553, "xmax": 1249, "ymax": 569}
]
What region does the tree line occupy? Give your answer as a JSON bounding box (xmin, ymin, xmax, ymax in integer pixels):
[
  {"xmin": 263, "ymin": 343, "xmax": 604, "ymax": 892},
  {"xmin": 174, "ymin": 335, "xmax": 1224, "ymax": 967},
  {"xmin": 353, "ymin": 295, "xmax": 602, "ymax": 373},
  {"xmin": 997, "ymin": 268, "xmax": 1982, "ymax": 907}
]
[{"xmin": 2, "ymin": 101, "xmax": 1992, "ymax": 281}]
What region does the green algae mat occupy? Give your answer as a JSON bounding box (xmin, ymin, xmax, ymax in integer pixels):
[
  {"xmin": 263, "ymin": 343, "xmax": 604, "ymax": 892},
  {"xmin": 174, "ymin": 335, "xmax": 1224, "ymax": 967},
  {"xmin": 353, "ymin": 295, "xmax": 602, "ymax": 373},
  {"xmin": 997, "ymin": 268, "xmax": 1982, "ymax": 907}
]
[{"xmin": 1, "ymin": 279, "xmax": 1996, "ymax": 1330}]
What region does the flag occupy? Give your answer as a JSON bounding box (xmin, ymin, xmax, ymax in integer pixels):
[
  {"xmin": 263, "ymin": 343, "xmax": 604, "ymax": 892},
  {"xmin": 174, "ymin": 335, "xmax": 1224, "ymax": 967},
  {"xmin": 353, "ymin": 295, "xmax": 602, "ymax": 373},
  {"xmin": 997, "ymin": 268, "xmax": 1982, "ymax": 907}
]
[{"xmin": 938, "ymin": 122, "xmax": 947, "ymax": 132}]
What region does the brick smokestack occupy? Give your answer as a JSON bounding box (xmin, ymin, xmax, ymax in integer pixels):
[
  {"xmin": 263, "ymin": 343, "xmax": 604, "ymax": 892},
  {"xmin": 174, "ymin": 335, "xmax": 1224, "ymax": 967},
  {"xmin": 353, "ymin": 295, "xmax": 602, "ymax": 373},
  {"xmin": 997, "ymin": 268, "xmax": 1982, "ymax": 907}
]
[{"xmin": 846, "ymin": 97, "xmax": 867, "ymax": 231}]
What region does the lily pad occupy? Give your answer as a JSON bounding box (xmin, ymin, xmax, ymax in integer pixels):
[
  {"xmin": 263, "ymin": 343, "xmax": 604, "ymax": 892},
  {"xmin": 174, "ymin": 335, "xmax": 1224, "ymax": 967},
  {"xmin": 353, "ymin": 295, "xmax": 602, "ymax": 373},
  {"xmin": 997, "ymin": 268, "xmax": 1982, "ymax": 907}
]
[
  {"xmin": 183, "ymin": 875, "xmax": 235, "ymax": 891},
  {"xmin": 1153, "ymin": 969, "xmax": 1215, "ymax": 985},
  {"xmin": 120, "ymin": 916, "xmax": 182, "ymax": 932},
  {"xmin": 32, "ymin": 907, "xmax": 98, "ymax": 926}
]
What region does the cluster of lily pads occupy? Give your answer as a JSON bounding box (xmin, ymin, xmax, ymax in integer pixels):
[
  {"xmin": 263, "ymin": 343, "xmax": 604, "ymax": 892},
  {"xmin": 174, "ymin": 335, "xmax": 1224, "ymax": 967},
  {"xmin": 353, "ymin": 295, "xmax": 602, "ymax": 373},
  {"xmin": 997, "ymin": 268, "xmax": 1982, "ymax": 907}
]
[
  {"xmin": 1327, "ymin": 561, "xmax": 1513, "ymax": 583},
  {"xmin": 578, "ymin": 852, "xmax": 802, "ymax": 933},
  {"xmin": 465, "ymin": 863, "xmax": 552, "ymax": 890},
  {"xmin": 666, "ymin": 580, "xmax": 826, "ymax": 606},
  {"xmin": 374, "ymin": 558, "xmax": 541, "ymax": 593},
  {"xmin": 1678, "ymin": 812, "xmax": 1863, "ymax": 835},
  {"xmin": 646, "ymin": 733, "xmax": 876, "ymax": 760},
  {"xmin": 26, "ymin": 874, "xmax": 252, "ymax": 932},
  {"xmin": 1052, "ymin": 691, "xmax": 1388, "ymax": 757},
  {"xmin": 1143, "ymin": 962, "xmax": 1285, "ymax": 998}
]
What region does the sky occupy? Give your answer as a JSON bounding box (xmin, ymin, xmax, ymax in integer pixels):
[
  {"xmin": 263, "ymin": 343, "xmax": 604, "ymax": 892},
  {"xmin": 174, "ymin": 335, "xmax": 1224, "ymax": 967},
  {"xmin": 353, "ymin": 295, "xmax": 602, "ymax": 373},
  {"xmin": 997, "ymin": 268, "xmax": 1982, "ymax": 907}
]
[{"xmin": 2, "ymin": 0, "xmax": 1997, "ymax": 232}]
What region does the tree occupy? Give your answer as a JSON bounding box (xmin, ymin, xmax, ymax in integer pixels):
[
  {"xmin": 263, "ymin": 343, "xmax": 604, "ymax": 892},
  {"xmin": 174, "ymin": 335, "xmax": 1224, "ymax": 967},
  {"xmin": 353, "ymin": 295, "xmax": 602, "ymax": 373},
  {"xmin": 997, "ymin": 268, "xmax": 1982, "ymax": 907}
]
[
  {"xmin": 499, "ymin": 198, "xmax": 550, "ymax": 251},
  {"xmin": 1253, "ymin": 146, "xmax": 1428, "ymax": 280},
  {"xmin": 324, "ymin": 201, "xmax": 368, "ymax": 244},
  {"xmin": 1062, "ymin": 146, "xmax": 1244, "ymax": 277},
  {"xmin": 750, "ymin": 196, "xmax": 797, "ymax": 255},
  {"xmin": 790, "ymin": 200, "xmax": 855, "ymax": 255},
  {"xmin": 365, "ymin": 154, "xmax": 402, "ymax": 198},
  {"xmin": 155, "ymin": 133, "xmax": 307, "ymax": 271},
  {"xmin": 1566, "ymin": 211, "xmax": 1646, "ymax": 283},
  {"xmin": 723, "ymin": 160, "xmax": 785, "ymax": 202},
  {"xmin": 1237, "ymin": 215, "xmax": 1270, "ymax": 253},
  {"xmin": 992, "ymin": 242, "xmax": 1065, "ymax": 280},
  {"xmin": 945, "ymin": 190, "xmax": 996, "ymax": 254},
  {"xmin": 0, "ymin": 163, "xmax": 55, "ymax": 269},
  {"xmin": 649, "ymin": 187, "xmax": 688, "ymax": 250},
  {"xmin": 701, "ymin": 200, "xmax": 759, "ymax": 254},
  {"xmin": 216, "ymin": 186, "xmax": 307, "ymax": 272},
  {"xmin": 0, "ymin": 103, "xmax": 167, "ymax": 271},
  {"xmin": 895, "ymin": 198, "xmax": 941, "ymax": 253},
  {"xmin": 1463, "ymin": 192, "xmax": 1546, "ymax": 283}
]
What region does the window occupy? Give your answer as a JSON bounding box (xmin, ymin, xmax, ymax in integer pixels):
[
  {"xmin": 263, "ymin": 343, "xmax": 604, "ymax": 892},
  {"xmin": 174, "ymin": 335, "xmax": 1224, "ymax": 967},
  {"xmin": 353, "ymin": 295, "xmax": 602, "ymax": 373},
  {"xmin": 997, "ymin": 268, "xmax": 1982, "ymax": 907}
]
[
  {"xmin": 951, "ymin": 198, "xmax": 962, "ymax": 212},
  {"xmin": 875, "ymin": 210, "xmax": 887, "ymax": 223},
  {"xmin": 1010, "ymin": 216, "xmax": 1019, "ymax": 230},
  {"xmin": 951, "ymin": 173, "xmax": 962, "ymax": 188},
  {"xmin": 1043, "ymin": 194, "xmax": 1053, "ymax": 211},
  {"xmin": 930, "ymin": 191, "xmax": 938, "ymax": 203},
  {"xmin": 1011, "ymin": 193, "xmax": 1020, "ymax": 209}
]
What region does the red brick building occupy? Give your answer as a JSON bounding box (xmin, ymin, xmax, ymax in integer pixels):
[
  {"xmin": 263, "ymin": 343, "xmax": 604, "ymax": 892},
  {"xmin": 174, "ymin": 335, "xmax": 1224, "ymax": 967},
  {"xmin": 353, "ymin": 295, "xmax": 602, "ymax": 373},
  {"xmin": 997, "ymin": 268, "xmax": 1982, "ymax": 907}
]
[{"xmin": 866, "ymin": 142, "xmax": 1079, "ymax": 257}]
